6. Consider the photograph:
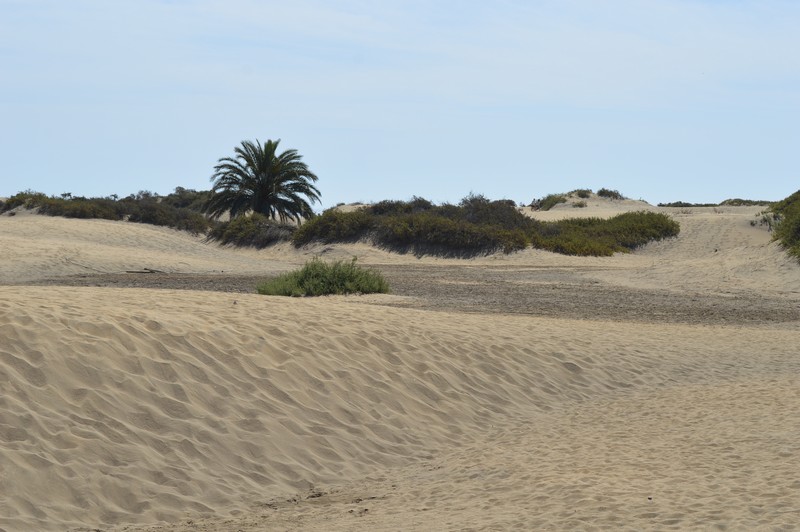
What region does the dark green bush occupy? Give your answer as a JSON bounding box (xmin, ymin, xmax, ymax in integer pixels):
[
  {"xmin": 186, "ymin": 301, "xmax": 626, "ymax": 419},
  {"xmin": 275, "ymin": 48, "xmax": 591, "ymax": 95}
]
[
  {"xmin": 659, "ymin": 199, "xmax": 772, "ymax": 208},
  {"xmin": 293, "ymin": 194, "xmax": 679, "ymax": 257},
  {"xmin": 292, "ymin": 209, "xmax": 374, "ymax": 246},
  {"xmin": 531, "ymin": 194, "xmax": 567, "ymax": 211},
  {"xmin": 1, "ymin": 190, "xmax": 49, "ymax": 212},
  {"xmin": 209, "ymin": 213, "xmax": 293, "ymax": 247},
  {"xmin": 257, "ymin": 257, "xmax": 389, "ymax": 296},
  {"xmin": 657, "ymin": 201, "xmax": 705, "ymax": 207},
  {"xmin": 1, "ymin": 189, "xmax": 212, "ymax": 234},
  {"xmin": 37, "ymin": 197, "xmax": 122, "ymax": 220},
  {"xmin": 457, "ymin": 194, "xmax": 532, "ymax": 230},
  {"xmin": 2, "ymin": 192, "xmax": 123, "ymax": 220},
  {"xmin": 127, "ymin": 201, "xmax": 211, "ymax": 234},
  {"xmin": 597, "ymin": 188, "xmax": 625, "ymax": 200},
  {"xmin": 573, "ymin": 189, "xmax": 592, "ymax": 199},
  {"xmin": 719, "ymin": 198, "xmax": 772, "ymax": 207},
  {"xmin": 375, "ymin": 212, "xmax": 528, "ymax": 256},
  {"xmin": 771, "ymin": 190, "xmax": 800, "ymax": 259},
  {"xmin": 160, "ymin": 187, "xmax": 212, "ymax": 211},
  {"xmin": 369, "ymin": 196, "xmax": 434, "ymax": 216},
  {"xmin": 532, "ymin": 211, "xmax": 679, "ymax": 256}
]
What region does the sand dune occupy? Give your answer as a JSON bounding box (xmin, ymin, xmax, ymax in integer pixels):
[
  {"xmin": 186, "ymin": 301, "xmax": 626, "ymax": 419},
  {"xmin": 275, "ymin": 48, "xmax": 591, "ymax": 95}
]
[{"xmin": 1, "ymin": 203, "xmax": 799, "ymax": 531}]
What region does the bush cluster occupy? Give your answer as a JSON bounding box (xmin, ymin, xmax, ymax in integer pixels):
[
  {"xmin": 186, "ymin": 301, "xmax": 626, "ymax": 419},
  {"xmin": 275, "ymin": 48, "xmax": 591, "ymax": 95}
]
[
  {"xmin": 209, "ymin": 213, "xmax": 295, "ymax": 248},
  {"xmin": 720, "ymin": 198, "xmax": 772, "ymax": 207},
  {"xmin": 572, "ymin": 189, "xmax": 592, "ymax": 199},
  {"xmin": 0, "ymin": 188, "xmax": 213, "ymax": 234},
  {"xmin": 293, "ymin": 195, "xmax": 680, "ymax": 257},
  {"xmin": 293, "ymin": 195, "xmax": 533, "ymax": 256},
  {"xmin": 293, "ymin": 208, "xmax": 374, "ymax": 246},
  {"xmin": 374, "ymin": 212, "xmax": 528, "ymax": 255},
  {"xmin": 658, "ymin": 201, "xmax": 707, "ymax": 208},
  {"xmin": 530, "ymin": 211, "xmax": 680, "ymax": 256},
  {"xmin": 257, "ymin": 257, "xmax": 389, "ymax": 296},
  {"xmin": 531, "ymin": 194, "xmax": 567, "ymax": 211},
  {"xmin": 597, "ymin": 188, "xmax": 625, "ymax": 200},
  {"xmin": 659, "ymin": 199, "xmax": 772, "ymax": 208}
]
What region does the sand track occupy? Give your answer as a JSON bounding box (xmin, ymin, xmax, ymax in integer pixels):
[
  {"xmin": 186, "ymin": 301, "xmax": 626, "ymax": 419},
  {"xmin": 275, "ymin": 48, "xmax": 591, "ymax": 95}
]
[{"xmin": 19, "ymin": 267, "xmax": 800, "ymax": 326}]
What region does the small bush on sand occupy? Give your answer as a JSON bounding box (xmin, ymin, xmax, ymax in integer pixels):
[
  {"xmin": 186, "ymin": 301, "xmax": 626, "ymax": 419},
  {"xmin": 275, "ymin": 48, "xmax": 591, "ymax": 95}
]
[
  {"xmin": 531, "ymin": 194, "xmax": 567, "ymax": 211},
  {"xmin": 257, "ymin": 257, "xmax": 389, "ymax": 296},
  {"xmin": 597, "ymin": 188, "xmax": 625, "ymax": 200},
  {"xmin": 573, "ymin": 189, "xmax": 592, "ymax": 199},
  {"xmin": 573, "ymin": 201, "xmax": 587, "ymax": 208}
]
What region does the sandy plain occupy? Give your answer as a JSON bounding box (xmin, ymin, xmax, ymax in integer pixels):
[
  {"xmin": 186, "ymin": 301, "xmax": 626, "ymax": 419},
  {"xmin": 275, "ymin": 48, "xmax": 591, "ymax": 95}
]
[{"xmin": 1, "ymin": 198, "xmax": 799, "ymax": 531}]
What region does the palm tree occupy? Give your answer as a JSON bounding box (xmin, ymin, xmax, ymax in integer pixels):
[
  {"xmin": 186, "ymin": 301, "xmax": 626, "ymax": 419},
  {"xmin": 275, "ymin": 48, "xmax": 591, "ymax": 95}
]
[{"xmin": 204, "ymin": 139, "xmax": 321, "ymax": 223}]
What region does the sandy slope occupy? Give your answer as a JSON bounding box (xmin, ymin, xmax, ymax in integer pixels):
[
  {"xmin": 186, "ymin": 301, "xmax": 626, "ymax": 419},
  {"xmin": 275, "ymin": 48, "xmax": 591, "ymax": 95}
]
[{"xmin": 1, "ymin": 202, "xmax": 799, "ymax": 531}]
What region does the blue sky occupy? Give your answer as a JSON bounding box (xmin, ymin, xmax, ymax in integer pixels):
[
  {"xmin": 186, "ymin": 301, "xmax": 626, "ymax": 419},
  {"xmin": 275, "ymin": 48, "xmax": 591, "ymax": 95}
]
[{"xmin": 1, "ymin": 0, "xmax": 798, "ymax": 209}]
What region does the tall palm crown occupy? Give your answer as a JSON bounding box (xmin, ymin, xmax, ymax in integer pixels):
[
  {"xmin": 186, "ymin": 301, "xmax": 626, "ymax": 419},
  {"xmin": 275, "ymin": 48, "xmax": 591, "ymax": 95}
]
[{"xmin": 204, "ymin": 139, "xmax": 321, "ymax": 223}]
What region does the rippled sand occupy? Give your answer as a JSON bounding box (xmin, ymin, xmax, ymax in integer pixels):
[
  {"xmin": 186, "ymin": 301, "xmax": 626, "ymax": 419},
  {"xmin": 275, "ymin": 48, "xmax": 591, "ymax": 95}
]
[{"xmin": 1, "ymin": 200, "xmax": 799, "ymax": 531}]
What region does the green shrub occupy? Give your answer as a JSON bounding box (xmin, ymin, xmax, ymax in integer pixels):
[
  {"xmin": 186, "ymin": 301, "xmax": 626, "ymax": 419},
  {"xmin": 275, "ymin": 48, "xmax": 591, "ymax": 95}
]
[
  {"xmin": 161, "ymin": 187, "xmax": 212, "ymax": 211},
  {"xmin": 661, "ymin": 199, "xmax": 773, "ymax": 208},
  {"xmin": 209, "ymin": 213, "xmax": 294, "ymax": 247},
  {"xmin": 720, "ymin": 198, "xmax": 772, "ymax": 207},
  {"xmin": 573, "ymin": 201, "xmax": 587, "ymax": 208},
  {"xmin": 532, "ymin": 194, "xmax": 567, "ymax": 211},
  {"xmin": 532, "ymin": 211, "xmax": 679, "ymax": 256},
  {"xmin": 456, "ymin": 194, "xmax": 532, "ymax": 230},
  {"xmin": 369, "ymin": 196, "xmax": 434, "ymax": 216},
  {"xmin": 1, "ymin": 190, "xmax": 49, "ymax": 211},
  {"xmin": 658, "ymin": 201, "xmax": 701, "ymax": 207},
  {"xmin": 257, "ymin": 257, "xmax": 389, "ymax": 296},
  {"xmin": 292, "ymin": 209, "xmax": 374, "ymax": 246},
  {"xmin": 292, "ymin": 193, "xmax": 678, "ymax": 257},
  {"xmin": 127, "ymin": 201, "xmax": 211, "ymax": 234},
  {"xmin": 770, "ymin": 190, "xmax": 800, "ymax": 259},
  {"xmin": 573, "ymin": 189, "xmax": 592, "ymax": 199},
  {"xmin": 38, "ymin": 197, "xmax": 122, "ymax": 220},
  {"xmin": 597, "ymin": 188, "xmax": 625, "ymax": 200},
  {"xmin": 375, "ymin": 212, "xmax": 528, "ymax": 255},
  {"xmin": 1, "ymin": 189, "xmax": 212, "ymax": 234}
]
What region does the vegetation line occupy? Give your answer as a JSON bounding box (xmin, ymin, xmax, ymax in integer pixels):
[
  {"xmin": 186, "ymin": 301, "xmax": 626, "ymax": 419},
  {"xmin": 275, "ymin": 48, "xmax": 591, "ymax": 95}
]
[
  {"xmin": 294, "ymin": 194, "xmax": 680, "ymax": 257},
  {"xmin": 0, "ymin": 189, "xmax": 682, "ymax": 257}
]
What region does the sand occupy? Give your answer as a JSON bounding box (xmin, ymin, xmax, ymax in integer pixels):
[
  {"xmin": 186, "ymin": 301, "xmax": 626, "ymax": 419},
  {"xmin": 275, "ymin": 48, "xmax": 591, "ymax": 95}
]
[{"xmin": 1, "ymin": 200, "xmax": 799, "ymax": 531}]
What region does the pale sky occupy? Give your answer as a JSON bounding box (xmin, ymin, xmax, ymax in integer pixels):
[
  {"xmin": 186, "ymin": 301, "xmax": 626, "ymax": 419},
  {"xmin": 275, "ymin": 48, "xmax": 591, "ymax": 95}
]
[{"xmin": 1, "ymin": 0, "xmax": 798, "ymax": 209}]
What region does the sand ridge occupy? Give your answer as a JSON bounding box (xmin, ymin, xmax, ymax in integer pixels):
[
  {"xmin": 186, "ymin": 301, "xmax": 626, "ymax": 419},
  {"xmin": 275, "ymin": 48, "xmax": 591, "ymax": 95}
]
[{"xmin": 1, "ymin": 202, "xmax": 799, "ymax": 530}]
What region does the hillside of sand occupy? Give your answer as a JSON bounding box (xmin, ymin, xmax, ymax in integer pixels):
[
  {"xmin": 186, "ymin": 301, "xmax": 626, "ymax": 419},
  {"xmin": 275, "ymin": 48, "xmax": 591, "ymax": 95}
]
[{"xmin": 1, "ymin": 199, "xmax": 799, "ymax": 531}]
